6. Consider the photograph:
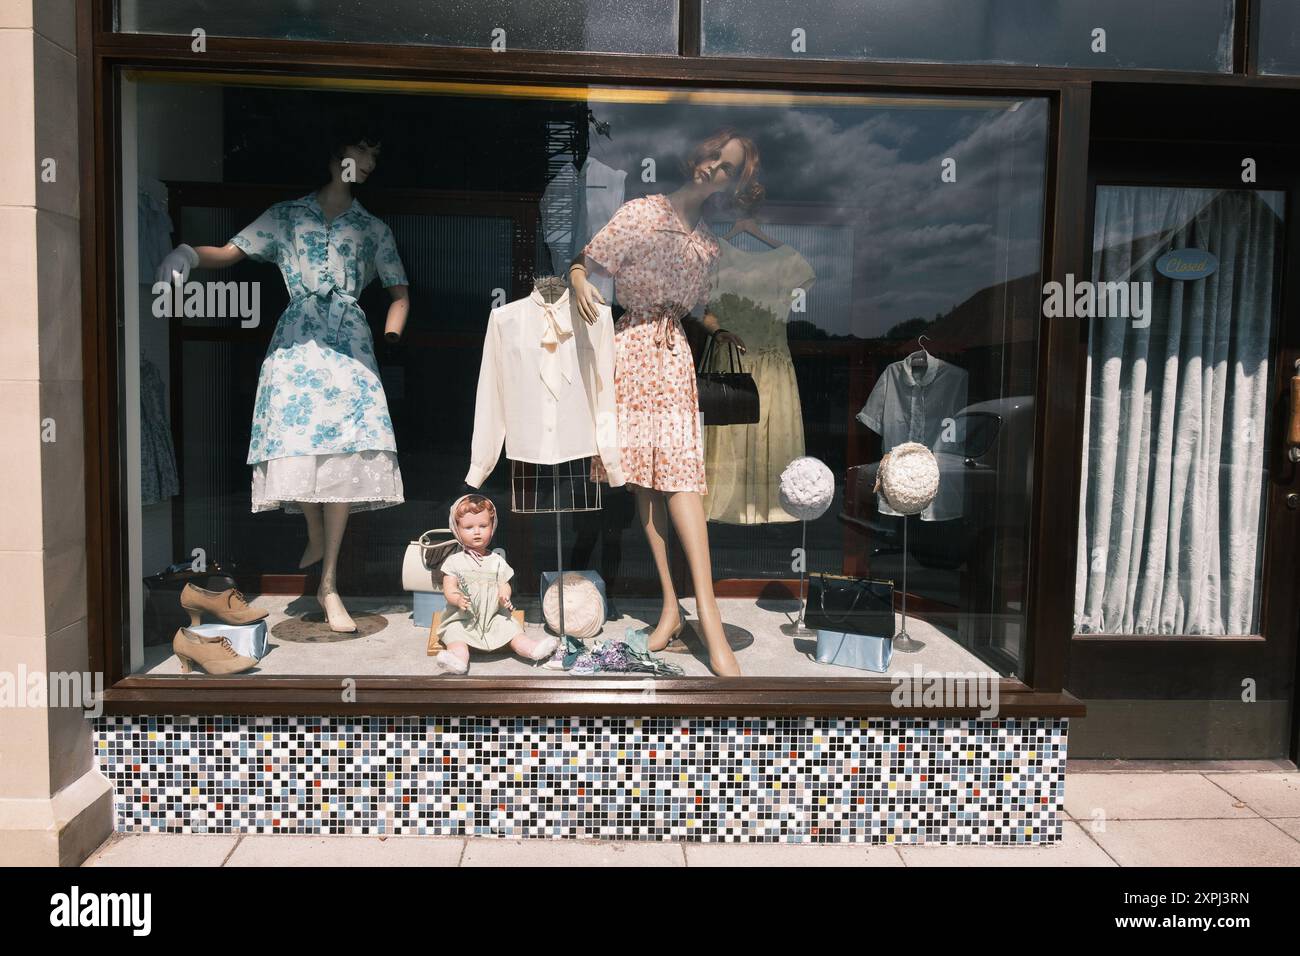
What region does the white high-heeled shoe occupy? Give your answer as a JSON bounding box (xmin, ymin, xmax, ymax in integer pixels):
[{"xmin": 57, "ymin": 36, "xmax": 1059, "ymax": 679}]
[{"xmin": 317, "ymin": 588, "xmax": 357, "ymax": 633}]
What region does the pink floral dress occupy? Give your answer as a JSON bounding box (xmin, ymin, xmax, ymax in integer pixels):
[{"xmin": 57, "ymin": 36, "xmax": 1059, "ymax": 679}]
[{"xmin": 581, "ymin": 193, "xmax": 719, "ymax": 493}]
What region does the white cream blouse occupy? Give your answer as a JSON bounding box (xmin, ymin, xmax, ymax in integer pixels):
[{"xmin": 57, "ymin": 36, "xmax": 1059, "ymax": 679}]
[{"xmin": 466, "ymin": 288, "xmax": 624, "ymax": 487}]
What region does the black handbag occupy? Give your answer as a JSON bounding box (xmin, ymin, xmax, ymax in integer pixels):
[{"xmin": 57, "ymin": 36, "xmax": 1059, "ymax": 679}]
[
  {"xmin": 696, "ymin": 334, "xmax": 760, "ymax": 426},
  {"xmin": 803, "ymin": 573, "xmax": 896, "ymax": 637},
  {"xmin": 143, "ymin": 562, "xmax": 239, "ymax": 646}
]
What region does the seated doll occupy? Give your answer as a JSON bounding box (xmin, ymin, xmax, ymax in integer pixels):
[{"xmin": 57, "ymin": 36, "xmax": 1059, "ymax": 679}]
[{"xmin": 435, "ymin": 494, "xmax": 559, "ymax": 674}]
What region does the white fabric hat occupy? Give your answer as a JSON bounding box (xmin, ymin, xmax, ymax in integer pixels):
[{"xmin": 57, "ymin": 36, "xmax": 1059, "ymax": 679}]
[{"xmin": 878, "ymin": 442, "xmax": 940, "ymax": 515}]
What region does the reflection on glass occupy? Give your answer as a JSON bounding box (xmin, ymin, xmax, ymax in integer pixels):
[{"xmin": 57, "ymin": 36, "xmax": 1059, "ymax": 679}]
[
  {"xmin": 1075, "ymin": 187, "xmax": 1281, "ymax": 636},
  {"xmin": 1255, "ymin": 1, "xmax": 1300, "ymax": 75},
  {"xmin": 117, "ymin": 0, "xmax": 678, "ymax": 54},
  {"xmin": 119, "ymin": 73, "xmax": 1048, "ymax": 681},
  {"xmin": 702, "ymin": 0, "xmax": 1234, "ymax": 72}
]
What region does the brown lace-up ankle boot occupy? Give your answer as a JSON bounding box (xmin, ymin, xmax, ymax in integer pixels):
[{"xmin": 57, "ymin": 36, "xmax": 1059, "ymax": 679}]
[
  {"xmin": 172, "ymin": 628, "xmax": 258, "ymax": 675},
  {"xmin": 180, "ymin": 583, "xmax": 269, "ymax": 626}
]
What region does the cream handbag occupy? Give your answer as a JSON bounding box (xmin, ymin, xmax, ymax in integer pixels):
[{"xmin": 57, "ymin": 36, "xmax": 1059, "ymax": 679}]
[{"xmin": 401, "ymin": 529, "xmax": 458, "ymax": 592}]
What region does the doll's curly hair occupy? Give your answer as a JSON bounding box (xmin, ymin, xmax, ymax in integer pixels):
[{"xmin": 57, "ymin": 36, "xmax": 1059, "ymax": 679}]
[
  {"xmin": 453, "ymin": 494, "xmax": 496, "ymax": 522},
  {"xmin": 681, "ymin": 127, "xmax": 766, "ymax": 214}
]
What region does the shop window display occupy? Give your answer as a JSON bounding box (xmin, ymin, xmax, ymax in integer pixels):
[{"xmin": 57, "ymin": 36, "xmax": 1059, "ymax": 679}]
[{"xmin": 120, "ymin": 73, "xmax": 1048, "ymax": 682}]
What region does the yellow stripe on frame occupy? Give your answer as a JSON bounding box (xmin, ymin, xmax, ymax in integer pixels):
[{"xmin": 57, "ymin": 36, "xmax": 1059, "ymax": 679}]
[{"xmin": 121, "ymin": 69, "xmax": 1022, "ymax": 111}]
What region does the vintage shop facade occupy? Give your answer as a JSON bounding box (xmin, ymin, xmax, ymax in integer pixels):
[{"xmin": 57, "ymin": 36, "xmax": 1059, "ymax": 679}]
[{"xmin": 5, "ymin": 1, "xmax": 1300, "ymax": 860}]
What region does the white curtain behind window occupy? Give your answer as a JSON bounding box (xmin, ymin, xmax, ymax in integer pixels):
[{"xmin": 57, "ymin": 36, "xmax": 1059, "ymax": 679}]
[{"xmin": 1074, "ymin": 187, "xmax": 1280, "ymax": 635}]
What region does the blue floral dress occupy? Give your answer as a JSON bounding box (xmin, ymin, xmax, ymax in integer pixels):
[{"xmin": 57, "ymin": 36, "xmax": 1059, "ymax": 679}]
[{"xmin": 230, "ymin": 194, "xmax": 409, "ymax": 513}]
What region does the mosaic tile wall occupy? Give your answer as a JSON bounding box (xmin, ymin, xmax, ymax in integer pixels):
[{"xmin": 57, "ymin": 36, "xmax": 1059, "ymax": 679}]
[{"xmin": 93, "ymin": 716, "xmax": 1068, "ymax": 843}]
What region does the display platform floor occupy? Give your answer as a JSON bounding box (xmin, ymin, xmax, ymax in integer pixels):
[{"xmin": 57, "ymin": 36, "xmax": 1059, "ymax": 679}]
[{"xmin": 140, "ymin": 593, "xmax": 993, "ymax": 678}]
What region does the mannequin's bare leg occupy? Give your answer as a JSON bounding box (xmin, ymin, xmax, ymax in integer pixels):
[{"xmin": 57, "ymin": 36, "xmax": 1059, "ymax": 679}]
[
  {"xmin": 316, "ymin": 502, "xmax": 356, "ymax": 632},
  {"xmin": 299, "ymin": 502, "xmax": 325, "ymax": 568},
  {"xmin": 634, "ymin": 485, "xmax": 682, "ymax": 651},
  {"xmin": 667, "ymin": 490, "xmax": 741, "ymax": 677}
]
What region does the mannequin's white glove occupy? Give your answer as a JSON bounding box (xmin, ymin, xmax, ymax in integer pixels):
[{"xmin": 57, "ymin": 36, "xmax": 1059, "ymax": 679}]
[{"xmin": 155, "ymin": 243, "xmax": 200, "ymax": 285}]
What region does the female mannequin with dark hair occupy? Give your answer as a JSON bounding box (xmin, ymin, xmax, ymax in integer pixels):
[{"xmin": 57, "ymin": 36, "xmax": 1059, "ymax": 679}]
[
  {"xmin": 156, "ymin": 129, "xmax": 411, "ymax": 633},
  {"xmin": 569, "ymin": 128, "xmax": 762, "ymax": 677}
]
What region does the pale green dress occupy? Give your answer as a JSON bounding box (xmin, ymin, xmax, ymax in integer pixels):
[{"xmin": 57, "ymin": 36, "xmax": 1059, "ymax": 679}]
[{"xmin": 436, "ymin": 550, "xmax": 522, "ymax": 651}]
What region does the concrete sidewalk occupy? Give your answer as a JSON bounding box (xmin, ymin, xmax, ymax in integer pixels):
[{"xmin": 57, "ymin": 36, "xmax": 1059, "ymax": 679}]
[{"xmin": 82, "ymin": 763, "xmax": 1300, "ymax": 867}]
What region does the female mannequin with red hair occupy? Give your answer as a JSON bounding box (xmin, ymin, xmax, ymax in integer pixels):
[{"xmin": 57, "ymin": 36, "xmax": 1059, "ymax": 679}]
[{"xmin": 570, "ymin": 128, "xmax": 763, "ymax": 677}]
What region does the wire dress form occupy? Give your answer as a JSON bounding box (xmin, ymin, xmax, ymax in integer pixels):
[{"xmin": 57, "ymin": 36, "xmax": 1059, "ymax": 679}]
[
  {"xmin": 510, "ymin": 458, "xmax": 602, "ymax": 514},
  {"xmin": 511, "ymin": 458, "xmax": 601, "ymax": 668}
]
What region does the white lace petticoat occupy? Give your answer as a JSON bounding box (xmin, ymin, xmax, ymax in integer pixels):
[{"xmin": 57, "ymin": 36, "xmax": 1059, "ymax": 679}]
[{"xmin": 251, "ymin": 450, "xmax": 404, "ymax": 514}]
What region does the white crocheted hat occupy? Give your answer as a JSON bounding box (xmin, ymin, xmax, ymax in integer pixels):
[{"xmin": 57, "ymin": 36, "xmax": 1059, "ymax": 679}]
[
  {"xmin": 878, "ymin": 442, "xmax": 940, "ymax": 515},
  {"xmin": 777, "ymin": 456, "xmax": 835, "ymax": 521}
]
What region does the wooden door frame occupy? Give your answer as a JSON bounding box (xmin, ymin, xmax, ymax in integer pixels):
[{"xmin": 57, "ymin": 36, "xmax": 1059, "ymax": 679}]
[{"xmin": 1066, "ymin": 84, "xmax": 1300, "ymax": 758}]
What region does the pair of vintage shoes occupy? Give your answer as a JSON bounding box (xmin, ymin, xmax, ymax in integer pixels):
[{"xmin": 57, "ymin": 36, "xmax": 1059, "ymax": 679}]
[{"xmin": 174, "ymin": 583, "xmax": 267, "ymax": 674}]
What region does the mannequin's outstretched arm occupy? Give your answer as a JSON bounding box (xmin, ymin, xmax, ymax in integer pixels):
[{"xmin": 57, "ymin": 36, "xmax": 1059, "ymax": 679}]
[
  {"xmin": 193, "ymin": 243, "xmax": 248, "ymax": 269},
  {"xmin": 156, "ymin": 241, "xmax": 247, "ymax": 285},
  {"xmin": 383, "ymin": 284, "xmax": 410, "ymax": 342}
]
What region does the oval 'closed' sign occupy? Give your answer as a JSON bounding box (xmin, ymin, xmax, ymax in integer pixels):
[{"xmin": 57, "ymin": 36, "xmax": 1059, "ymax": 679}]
[{"xmin": 1156, "ymin": 248, "xmax": 1218, "ymax": 280}]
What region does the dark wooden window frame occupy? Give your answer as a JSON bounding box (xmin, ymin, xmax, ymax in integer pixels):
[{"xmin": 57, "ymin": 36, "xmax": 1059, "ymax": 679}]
[{"xmin": 79, "ymin": 0, "xmax": 1298, "ymax": 718}]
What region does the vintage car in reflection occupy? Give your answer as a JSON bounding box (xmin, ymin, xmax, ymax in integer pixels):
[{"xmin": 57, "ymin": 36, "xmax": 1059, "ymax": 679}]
[
  {"xmin": 841, "ymin": 396, "xmax": 1034, "ymax": 574},
  {"xmin": 841, "ymin": 395, "xmax": 1034, "ymax": 671}
]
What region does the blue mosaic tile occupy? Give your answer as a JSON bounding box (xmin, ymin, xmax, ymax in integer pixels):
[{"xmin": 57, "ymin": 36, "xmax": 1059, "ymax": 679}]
[{"xmin": 92, "ymin": 716, "xmax": 1068, "ymax": 844}]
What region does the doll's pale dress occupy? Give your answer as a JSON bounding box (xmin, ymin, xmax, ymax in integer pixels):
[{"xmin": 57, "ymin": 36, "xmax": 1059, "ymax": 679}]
[{"xmin": 435, "ymin": 550, "xmax": 522, "ymax": 651}]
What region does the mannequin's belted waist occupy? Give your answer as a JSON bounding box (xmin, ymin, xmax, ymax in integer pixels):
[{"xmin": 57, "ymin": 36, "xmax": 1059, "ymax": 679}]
[
  {"xmin": 619, "ymin": 304, "xmax": 692, "ymax": 351},
  {"xmin": 288, "ymin": 281, "xmax": 364, "ymax": 338}
]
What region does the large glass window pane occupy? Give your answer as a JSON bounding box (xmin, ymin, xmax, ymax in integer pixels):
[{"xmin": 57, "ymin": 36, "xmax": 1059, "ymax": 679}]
[
  {"xmin": 116, "ymin": 0, "xmax": 678, "ymax": 54},
  {"xmin": 1256, "ymin": 0, "xmax": 1300, "ymax": 75},
  {"xmin": 1075, "ymin": 186, "xmax": 1283, "ymax": 635},
  {"xmin": 703, "ymin": 0, "xmax": 1235, "ymax": 72},
  {"xmin": 118, "ymin": 71, "xmax": 1047, "ymax": 681}
]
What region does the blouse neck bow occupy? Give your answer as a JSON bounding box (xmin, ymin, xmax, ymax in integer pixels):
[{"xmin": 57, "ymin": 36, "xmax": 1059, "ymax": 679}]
[{"xmin": 530, "ymin": 287, "xmax": 578, "ymax": 399}]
